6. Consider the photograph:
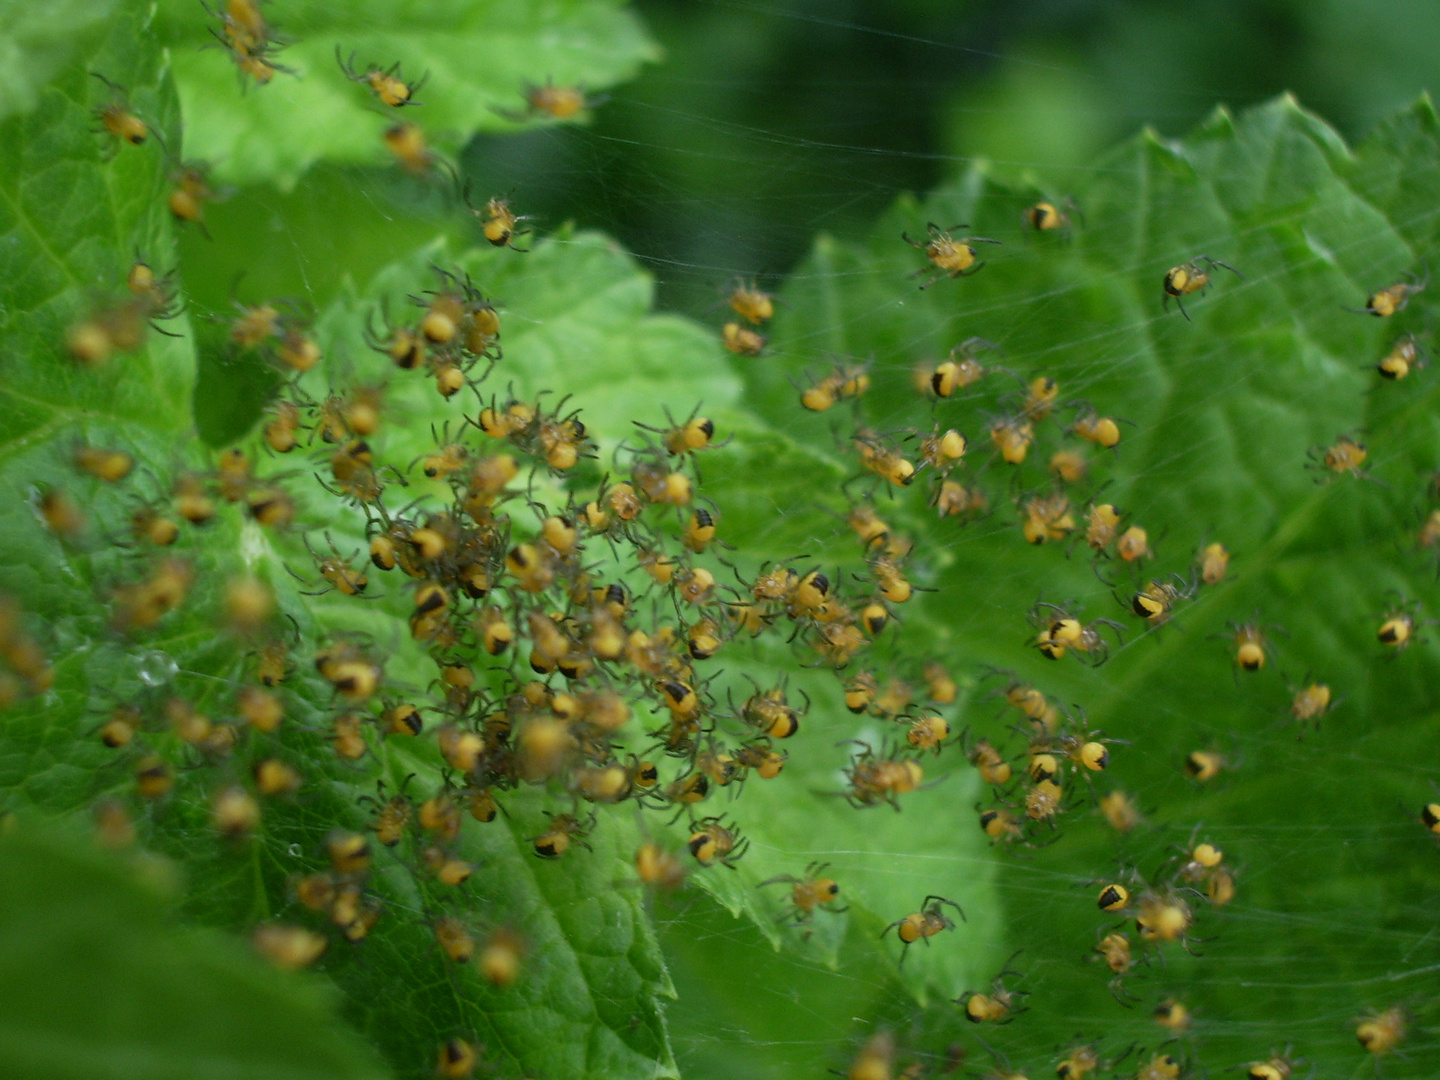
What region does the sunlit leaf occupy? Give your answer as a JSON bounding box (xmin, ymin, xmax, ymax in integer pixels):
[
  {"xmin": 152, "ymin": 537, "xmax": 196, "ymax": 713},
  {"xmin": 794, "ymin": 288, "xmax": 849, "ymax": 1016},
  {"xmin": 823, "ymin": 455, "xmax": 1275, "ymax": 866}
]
[
  {"xmin": 155, "ymin": 0, "xmax": 661, "ymax": 188},
  {"xmin": 739, "ymin": 93, "xmax": 1440, "ymax": 1067}
]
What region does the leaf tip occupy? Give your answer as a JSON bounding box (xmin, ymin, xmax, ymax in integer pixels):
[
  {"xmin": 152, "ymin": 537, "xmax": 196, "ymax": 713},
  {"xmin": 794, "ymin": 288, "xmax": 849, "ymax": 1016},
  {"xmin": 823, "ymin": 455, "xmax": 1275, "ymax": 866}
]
[
  {"xmin": 1201, "ymin": 102, "xmax": 1235, "ymax": 130},
  {"xmin": 1140, "ymin": 126, "xmax": 1188, "ymax": 166},
  {"xmin": 1409, "ymin": 91, "xmax": 1439, "ymax": 128}
]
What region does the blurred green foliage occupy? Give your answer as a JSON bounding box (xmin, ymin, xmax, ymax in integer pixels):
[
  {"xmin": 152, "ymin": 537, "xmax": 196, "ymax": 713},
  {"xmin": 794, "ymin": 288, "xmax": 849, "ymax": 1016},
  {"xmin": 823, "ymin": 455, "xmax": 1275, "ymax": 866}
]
[
  {"xmin": 459, "ymin": 0, "xmax": 1440, "ymax": 314},
  {"xmin": 176, "ymin": 0, "xmax": 1440, "ymax": 324},
  {"xmin": 0, "ymin": 829, "xmax": 389, "ymax": 1080}
]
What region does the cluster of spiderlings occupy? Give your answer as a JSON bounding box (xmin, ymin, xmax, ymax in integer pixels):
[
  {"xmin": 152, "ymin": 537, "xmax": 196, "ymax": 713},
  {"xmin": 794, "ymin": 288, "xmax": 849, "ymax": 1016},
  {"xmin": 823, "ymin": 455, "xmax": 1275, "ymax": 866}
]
[
  {"xmin": 720, "ymin": 276, "xmax": 773, "ymax": 356},
  {"xmin": 206, "ymin": 0, "xmax": 294, "ymax": 87},
  {"xmin": 48, "ymin": 219, "xmax": 996, "ymax": 1070},
  {"xmin": 66, "ymin": 255, "xmax": 185, "ymax": 365},
  {"xmin": 26, "ymin": 24, "xmax": 1440, "ymax": 1080},
  {"xmin": 44, "ymin": 32, "xmax": 760, "ymax": 1076},
  {"xmin": 355, "ymin": 266, "xmax": 503, "ymax": 401},
  {"xmin": 1077, "ymin": 839, "xmax": 1235, "ymax": 1005},
  {"xmin": 838, "ymin": 999, "xmax": 1348, "ymax": 1080},
  {"xmin": 73, "ymin": 225, "xmax": 972, "ymax": 1054},
  {"xmin": 739, "ymin": 241, "xmax": 1162, "ymax": 862},
  {"xmin": 754, "ymin": 215, "xmax": 1433, "ymax": 1077}
]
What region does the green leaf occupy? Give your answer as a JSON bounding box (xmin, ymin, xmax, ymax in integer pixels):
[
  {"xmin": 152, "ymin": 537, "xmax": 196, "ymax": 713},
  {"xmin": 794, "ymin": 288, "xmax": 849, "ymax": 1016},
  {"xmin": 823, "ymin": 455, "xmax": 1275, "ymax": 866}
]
[
  {"xmin": 306, "ymin": 227, "xmax": 737, "ymax": 450},
  {"xmin": 0, "ymin": 1, "xmax": 192, "ymax": 446},
  {"xmin": 297, "ymin": 235, "xmax": 1004, "ymax": 1000},
  {"xmin": 0, "ymin": 38, "xmax": 699, "ymax": 1067},
  {"xmin": 653, "ymin": 887, "xmax": 916, "ymax": 1080},
  {"xmin": 234, "ymin": 229, "xmax": 729, "ymax": 1079},
  {"xmin": 656, "ymin": 643, "xmax": 1002, "ymax": 1004},
  {"xmin": 0, "ymin": 826, "xmax": 389, "ymax": 1080},
  {"xmin": 741, "ymin": 93, "xmax": 1440, "ymax": 1073},
  {"xmin": 154, "ymin": 0, "xmax": 661, "ymax": 188},
  {"xmin": 0, "ymin": 0, "xmax": 120, "ymax": 123},
  {"xmin": 0, "ymin": 0, "xmax": 199, "ymax": 812}
]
